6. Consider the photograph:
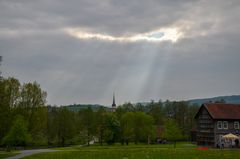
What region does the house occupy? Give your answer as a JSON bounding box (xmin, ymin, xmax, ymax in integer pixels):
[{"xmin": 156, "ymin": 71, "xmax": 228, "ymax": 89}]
[{"xmin": 194, "ymin": 103, "xmax": 240, "ymax": 147}]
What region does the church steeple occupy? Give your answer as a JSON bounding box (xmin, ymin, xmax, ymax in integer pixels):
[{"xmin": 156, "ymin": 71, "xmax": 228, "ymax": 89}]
[{"xmin": 112, "ymin": 92, "xmax": 116, "ymax": 111}]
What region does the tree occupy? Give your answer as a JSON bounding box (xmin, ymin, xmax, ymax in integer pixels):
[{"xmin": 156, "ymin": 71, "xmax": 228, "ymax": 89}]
[
  {"xmin": 162, "ymin": 119, "xmax": 183, "ymax": 148},
  {"xmin": 115, "ymin": 106, "xmax": 126, "ymax": 120},
  {"xmin": 133, "ymin": 112, "xmax": 155, "ymax": 144},
  {"xmin": 215, "ymin": 98, "xmax": 226, "ymax": 103},
  {"xmin": 56, "ymin": 107, "xmax": 76, "ymax": 146},
  {"xmin": 18, "ymin": 82, "xmax": 47, "ymax": 119},
  {"xmin": 135, "ymin": 103, "xmax": 145, "ymax": 112},
  {"xmin": 0, "ymin": 78, "xmax": 20, "ymax": 141},
  {"xmin": 3, "ymin": 78, "xmax": 21, "ymax": 108},
  {"xmin": 17, "ymin": 81, "xmax": 47, "ymax": 145},
  {"xmin": 185, "ymin": 104, "xmax": 199, "ymax": 140},
  {"xmin": 121, "ymin": 112, "xmax": 155, "ymax": 145},
  {"xmin": 172, "ymin": 101, "xmax": 188, "ymax": 136},
  {"xmin": 46, "ymin": 106, "xmax": 59, "ymax": 145},
  {"xmin": 3, "ymin": 115, "xmax": 30, "ymax": 148},
  {"xmin": 163, "ymin": 100, "xmax": 198, "ymax": 139},
  {"xmin": 0, "ymin": 77, "xmax": 50, "ymax": 147},
  {"xmin": 79, "ymin": 107, "xmax": 95, "ymax": 146},
  {"xmin": 120, "ymin": 112, "xmax": 134, "ymax": 145},
  {"xmin": 104, "ymin": 113, "xmax": 120, "ymax": 145},
  {"xmin": 95, "ymin": 107, "xmax": 106, "ymax": 145},
  {"xmin": 121, "ymin": 102, "xmax": 135, "ymax": 112},
  {"xmin": 147, "ymin": 100, "xmax": 164, "ymax": 125},
  {"xmin": 29, "ymin": 107, "xmax": 48, "ymax": 146}
]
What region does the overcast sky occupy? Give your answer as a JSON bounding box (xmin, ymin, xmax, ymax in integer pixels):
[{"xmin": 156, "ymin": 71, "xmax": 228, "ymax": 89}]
[{"xmin": 1, "ymin": 0, "xmax": 240, "ymax": 106}]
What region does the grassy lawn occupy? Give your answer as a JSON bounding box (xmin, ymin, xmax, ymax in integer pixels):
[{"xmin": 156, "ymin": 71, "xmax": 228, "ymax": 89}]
[
  {"xmin": 0, "ymin": 151, "xmax": 19, "ymax": 159},
  {"xmin": 22, "ymin": 143, "xmax": 240, "ymax": 159}
]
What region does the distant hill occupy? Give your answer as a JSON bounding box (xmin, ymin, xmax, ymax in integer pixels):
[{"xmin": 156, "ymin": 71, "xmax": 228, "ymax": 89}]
[
  {"xmin": 188, "ymin": 95, "xmax": 240, "ymax": 105},
  {"xmin": 62, "ymin": 95, "xmax": 240, "ymax": 112},
  {"xmin": 63, "ymin": 104, "xmax": 110, "ymax": 112}
]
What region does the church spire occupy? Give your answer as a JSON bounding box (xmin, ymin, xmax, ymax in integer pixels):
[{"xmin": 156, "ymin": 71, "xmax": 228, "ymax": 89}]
[{"xmin": 112, "ymin": 92, "xmax": 116, "ymax": 112}]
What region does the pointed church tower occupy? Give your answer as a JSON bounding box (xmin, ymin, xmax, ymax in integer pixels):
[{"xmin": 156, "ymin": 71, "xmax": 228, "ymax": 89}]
[{"xmin": 112, "ymin": 92, "xmax": 116, "ymax": 112}]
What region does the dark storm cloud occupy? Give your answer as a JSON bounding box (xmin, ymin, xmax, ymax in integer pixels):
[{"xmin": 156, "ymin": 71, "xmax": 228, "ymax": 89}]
[
  {"xmin": 1, "ymin": 0, "xmax": 240, "ymax": 105},
  {"xmin": 0, "ymin": 0, "xmax": 191, "ymax": 34}
]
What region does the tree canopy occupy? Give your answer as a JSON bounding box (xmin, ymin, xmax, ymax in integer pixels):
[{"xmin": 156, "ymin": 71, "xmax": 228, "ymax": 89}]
[
  {"xmin": 0, "ymin": 76, "xmax": 199, "ymax": 148},
  {"xmin": 162, "ymin": 119, "xmax": 183, "ymax": 148}
]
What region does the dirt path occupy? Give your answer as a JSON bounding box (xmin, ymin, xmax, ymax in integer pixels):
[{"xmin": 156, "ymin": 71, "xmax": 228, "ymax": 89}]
[{"xmin": 6, "ymin": 149, "xmax": 58, "ymax": 159}]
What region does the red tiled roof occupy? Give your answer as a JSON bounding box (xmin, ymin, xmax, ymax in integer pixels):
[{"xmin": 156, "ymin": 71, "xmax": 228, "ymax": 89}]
[{"xmin": 203, "ymin": 103, "xmax": 240, "ymax": 119}]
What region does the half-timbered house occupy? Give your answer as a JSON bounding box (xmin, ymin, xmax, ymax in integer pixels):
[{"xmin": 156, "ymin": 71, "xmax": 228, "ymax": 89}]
[{"xmin": 195, "ymin": 103, "xmax": 240, "ymax": 147}]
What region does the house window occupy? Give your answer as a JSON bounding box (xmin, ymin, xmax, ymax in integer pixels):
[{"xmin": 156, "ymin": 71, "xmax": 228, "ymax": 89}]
[
  {"xmin": 217, "ymin": 121, "xmax": 222, "ymax": 129},
  {"xmin": 223, "ymin": 121, "xmax": 228, "ymax": 129},
  {"xmin": 234, "ymin": 121, "xmax": 239, "ymax": 129}
]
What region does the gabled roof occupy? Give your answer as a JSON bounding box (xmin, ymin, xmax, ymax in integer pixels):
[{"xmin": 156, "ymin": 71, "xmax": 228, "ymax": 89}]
[{"xmin": 195, "ymin": 103, "xmax": 240, "ymax": 120}]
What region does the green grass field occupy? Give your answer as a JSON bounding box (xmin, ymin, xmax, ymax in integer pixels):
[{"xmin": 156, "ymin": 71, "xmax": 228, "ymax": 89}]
[
  {"xmin": 0, "ymin": 151, "xmax": 19, "ymax": 159},
  {"xmin": 21, "ymin": 143, "xmax": 240, "ymax": 159}
]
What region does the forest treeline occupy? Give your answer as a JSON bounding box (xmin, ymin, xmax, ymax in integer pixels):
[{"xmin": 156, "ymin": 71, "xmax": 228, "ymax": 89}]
[{"xmin": 0, "ymin": 77, "xmax": 200, "ymax": 148}]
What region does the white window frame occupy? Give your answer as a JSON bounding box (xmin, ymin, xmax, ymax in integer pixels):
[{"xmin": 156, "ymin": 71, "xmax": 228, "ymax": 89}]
[
  {"xmin": 223, "ymin": 121, "xmax": 228, "ymax": 129},
  {"xmin": 234, "ymin": 121, "xmax": 239, "ymax": 129},
  {"xmin": 217, "ymin": 121, "xmax": 222, "ymax": 129}
]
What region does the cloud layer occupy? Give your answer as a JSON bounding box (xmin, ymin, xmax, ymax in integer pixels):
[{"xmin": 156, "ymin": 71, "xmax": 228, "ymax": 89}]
[
  {"xmin": 1, "ymin": 0, "xmax": 240, "ymax": 106},
  {"xmin": 64, "ymin": 27, "xmax": 182, "ymax": 42}
]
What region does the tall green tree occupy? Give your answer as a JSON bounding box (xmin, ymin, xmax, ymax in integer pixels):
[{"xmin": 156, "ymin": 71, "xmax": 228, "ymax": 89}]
[
  {"xmin": 134, "ymin": 112, "xmax": 155, "ymax": 144},
  {"xmin": 121, "ymin": 112, "xmax": 155, "ymax": 145},
  {"xmin": 0, "ymin": 78, "xmax": 20, "ymax": 141},
  {"xmin": 47, "ymin": 106, "xmax": 59, "ymax": 146},
  {"xmin": 18, "ymin": 82, "xmax": 47, "ymax": 118},
  {"xmin": 95, "ymin": 107, "xmax": 106, "ymax": 145},
  {"xmin": 120, "ymin": 112, "xmax": 134, "ymax": 145},
  {"xmin": 17, "ymin": 82, "xmax": 47, "ymax": 145},
  {"xmin": 135, "ymin": 103, "xmax": 145, "ymax": 112},
  {"xmin": 115, "ymin": 106, "xmax": 126, "ymax": 120},
  {"xmin": 3, "ymin": 115, "xmax": 30, "ymax": 148},
  {"xmin": 104, "ymin": 113, "xmax": 120, "ymax": 145},
  {"xmin": 147, "ymin": 100, "xmax": 164, "ymax": 125},
  {"xmin": 163, "ymin": 101, "xmax": 199, "ymax": 139},
  {"xmin": 121, "ymin": 102, "xmax": 135, "ymax": 112},
  {"xmin": 57, "ymin": 107, "xmax": 76, "ymax": 146},
  {"xmin": 186, "ymin": 104, "xmax": 199, "ymax": 139},
  {"xmin": 79, "ymin": 107, "xmax": 95, "ymax": 146},
  {"xmin": 162, "ymin": 119, "xmax": 183, "ymax": 148},
  {"xmin": 30, "ymin": 107, "xmax": 48, "ymax": 145}
]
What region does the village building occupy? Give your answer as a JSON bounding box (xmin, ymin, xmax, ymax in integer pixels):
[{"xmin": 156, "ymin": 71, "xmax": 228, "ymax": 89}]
[{"xmin": 194, "ymin": 103, "xmax": 240, "ymax": 148}]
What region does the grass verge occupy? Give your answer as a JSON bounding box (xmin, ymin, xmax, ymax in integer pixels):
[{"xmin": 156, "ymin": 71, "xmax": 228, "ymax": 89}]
[{"xmin": 0, "ymin": 151, "xmax": 19, "ymax": 159}]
